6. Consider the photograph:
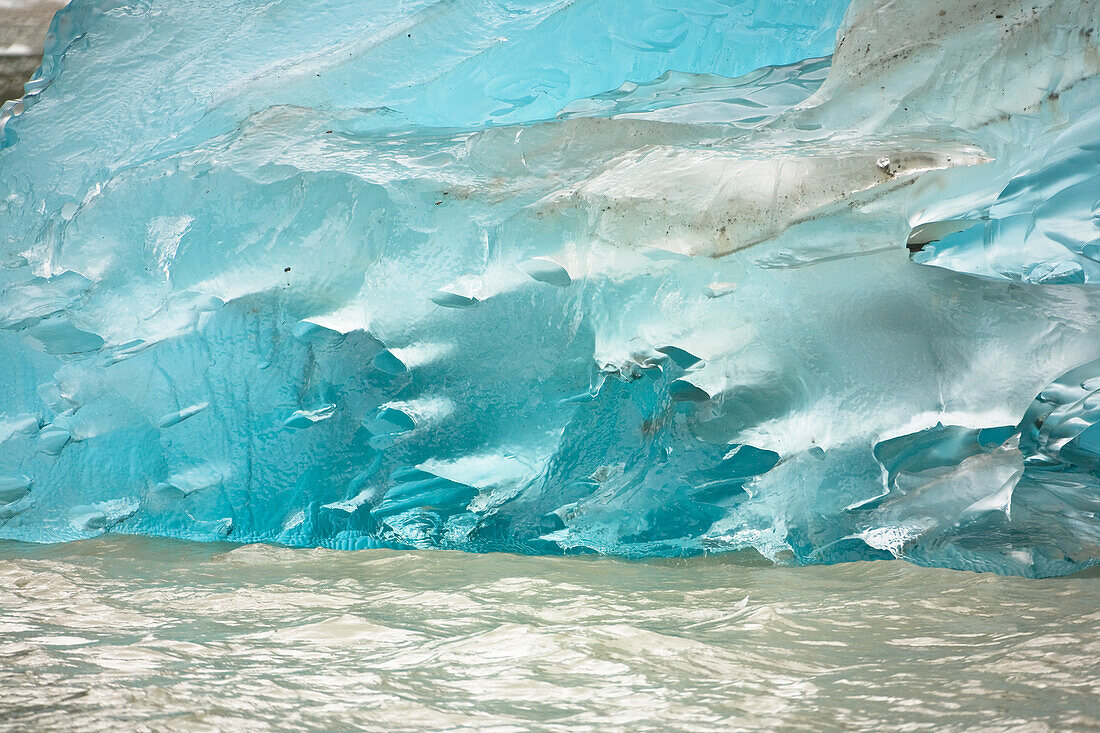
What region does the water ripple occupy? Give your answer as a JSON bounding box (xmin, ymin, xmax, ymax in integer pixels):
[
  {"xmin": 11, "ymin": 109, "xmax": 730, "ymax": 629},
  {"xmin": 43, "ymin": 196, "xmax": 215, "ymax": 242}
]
[{"xmin": 0, "ymin": 537, "xmax": 1098, "ymax": 731}]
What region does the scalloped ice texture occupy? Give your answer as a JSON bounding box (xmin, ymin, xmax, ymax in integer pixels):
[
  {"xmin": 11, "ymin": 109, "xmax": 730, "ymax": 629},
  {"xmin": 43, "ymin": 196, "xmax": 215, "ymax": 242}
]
[{"xmin": 0, "ymin": 0, "xmax": 1098, "ymax": 577}]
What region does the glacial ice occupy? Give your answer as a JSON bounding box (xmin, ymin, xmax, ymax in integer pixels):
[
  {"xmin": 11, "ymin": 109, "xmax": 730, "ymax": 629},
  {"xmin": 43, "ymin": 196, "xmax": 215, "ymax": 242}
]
[{"xmin": 0, "ymin": 0, "xmax": 1098, "ymax": 577}]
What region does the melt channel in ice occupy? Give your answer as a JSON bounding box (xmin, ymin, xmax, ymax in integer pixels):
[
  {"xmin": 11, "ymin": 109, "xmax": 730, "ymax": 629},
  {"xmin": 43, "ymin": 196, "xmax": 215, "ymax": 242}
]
[{"xmin": 0, "ymin": 0, "xmax": 1098, "ymax": 577}]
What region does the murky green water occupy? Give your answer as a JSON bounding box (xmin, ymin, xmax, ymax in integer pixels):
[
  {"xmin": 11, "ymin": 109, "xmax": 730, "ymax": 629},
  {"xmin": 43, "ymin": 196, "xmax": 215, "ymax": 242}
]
[{"xmin": 1, "ymin": 537, "xmax": 1098, "ymax": 731}]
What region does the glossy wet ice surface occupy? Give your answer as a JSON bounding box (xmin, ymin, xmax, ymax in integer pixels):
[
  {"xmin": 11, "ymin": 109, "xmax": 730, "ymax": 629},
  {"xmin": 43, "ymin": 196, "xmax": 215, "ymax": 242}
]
[
  {"xmin": 1, "ymin": 537, "xmax": 1097, "ymax": 731},
  {"xmin": 4, "ymin": 0, "xmax": 1099, "ymax": 577}
]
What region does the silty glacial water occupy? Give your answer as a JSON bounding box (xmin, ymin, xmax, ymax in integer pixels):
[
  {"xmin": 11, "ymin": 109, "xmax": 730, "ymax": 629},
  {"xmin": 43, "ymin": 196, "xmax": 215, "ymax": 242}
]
[{"xmin": 1, "ymin": 536, "xmax": 1098, "ymax": 731}]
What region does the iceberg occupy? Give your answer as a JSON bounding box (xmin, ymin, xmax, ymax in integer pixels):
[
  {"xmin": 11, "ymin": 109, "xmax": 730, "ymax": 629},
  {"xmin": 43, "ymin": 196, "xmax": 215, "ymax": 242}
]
[{"xmin": 0, "ymin": 0, "xmax": 1098, "ymax": 577}]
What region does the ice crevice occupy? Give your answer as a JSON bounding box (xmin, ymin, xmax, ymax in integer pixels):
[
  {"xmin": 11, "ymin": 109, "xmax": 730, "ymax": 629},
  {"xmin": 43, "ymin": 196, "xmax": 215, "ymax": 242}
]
[{"xmin": 0, "ymin": 0, "xmax": 1098, "ymax": 576}]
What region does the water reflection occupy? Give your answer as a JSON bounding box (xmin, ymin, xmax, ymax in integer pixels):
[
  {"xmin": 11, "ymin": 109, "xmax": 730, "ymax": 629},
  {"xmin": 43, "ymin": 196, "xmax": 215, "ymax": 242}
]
[{"xmin": 1, "ymin": 537, "xmax": 1098, "ymax": 730}]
